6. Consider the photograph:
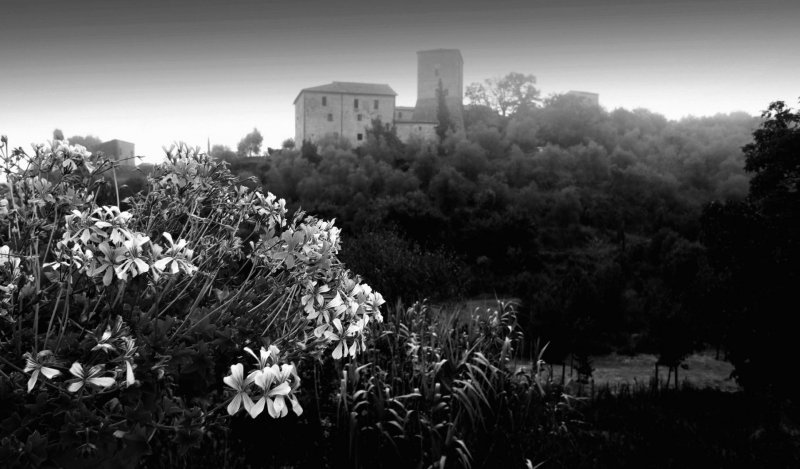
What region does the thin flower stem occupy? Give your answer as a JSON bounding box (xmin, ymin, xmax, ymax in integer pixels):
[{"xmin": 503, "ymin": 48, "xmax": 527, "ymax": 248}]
[
  {"xmin": 112, "ymin": 165, "xmax": 120, "ymax": 208},
  {"xmin": 55, "ymin": 268, "xmax": 73, "ymax": 351},
  {"xmin": 171, "ymin": 263, "xmax": 255, "ymax": 340},
  {"xmin": 42, "ymin": 284, "xmax": 64, "ymax": 350}
]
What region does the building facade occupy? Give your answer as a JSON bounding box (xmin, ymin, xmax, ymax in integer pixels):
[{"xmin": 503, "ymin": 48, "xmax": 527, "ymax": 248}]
[
  {"xmin": 295, "ymin": 49, "xmax": 464, "ymax": 146},
  {"xmin": 566, "ymin": 90, "xmax": 600, "ymax": 106},
  {"xmin": 294, "ymin": 82, "xmax": 397, "ymax": 146},
  {"xmin": 92, "ymin": 139, "xmax": 136, "ymax": 167}
]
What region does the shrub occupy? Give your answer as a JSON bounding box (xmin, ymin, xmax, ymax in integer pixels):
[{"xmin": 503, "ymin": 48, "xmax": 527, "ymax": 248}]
[{"xmin": 0, "ymin": 139, "xmax": 383, "ymax": 467}]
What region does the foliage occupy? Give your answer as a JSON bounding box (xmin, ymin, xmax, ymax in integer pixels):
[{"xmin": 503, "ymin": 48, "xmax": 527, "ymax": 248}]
[
  {"xmin": 236, "ymin": 128, "xmax": 263, "ymax": 157},
  {"xmin": 209, "ymin": 144, "xmax": 237, "ymax": 162},
  {"xmin": 465, "ymin": 72, "xmax": 540, "ymax": 117},
  {"xmin": 339, "ymin": 229, "xmax": 467, "ymax": 303},
  {"xmin": 436, "ymin": 79, "xmax": 454, "ymax": 142},
  {"xmin": 327, "ymin": 300, "xmax": 568, "ymax": 469},
  {"xmin": 207, "ymin": 99, "xmax": 759, "ymax": 364},
  {"xmin": 0, "ymin": 137, "xmax": 385, "ymax": 466},
  {"xmin": 536, "ymin": 384, "xmax": 800, "ymax": 468},
  {"xmin": 702, "ymin": 100, "xmax": 800, "ymax": 398}
]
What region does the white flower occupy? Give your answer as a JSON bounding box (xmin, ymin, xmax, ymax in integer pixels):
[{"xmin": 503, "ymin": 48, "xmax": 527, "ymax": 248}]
[
  {"xmin": 23, "ymin": 350, "xmax": 61, "ymax": 393},
  {"xmin": 66, "ymin": 362, "xmax": 115, "ymax": 393},
  {"xmin": 91, "ymin": 326, "xmax": 116, "ymax": 353},
  {"xmin": 223, "ymin": 363, "xmax": 255, "ymax": 416}
]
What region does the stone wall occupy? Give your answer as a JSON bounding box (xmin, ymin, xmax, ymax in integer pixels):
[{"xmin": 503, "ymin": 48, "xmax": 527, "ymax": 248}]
[{"xmin": 296, "ymin": 91, "xmax": 395, "ymax": 146}]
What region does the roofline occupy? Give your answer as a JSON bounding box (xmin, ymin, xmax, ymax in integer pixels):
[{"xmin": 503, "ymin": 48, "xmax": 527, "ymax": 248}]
[
  {"xmin": 417, "ymin": 49, "xmax": 463, "ymax": 61},
  {"xmin": 293, "ymin": 87, "xmax": 398, "ymax": 105},
  {"xmin": 99, "ymin": 139, "xmax": 134, "ymax": 146}
]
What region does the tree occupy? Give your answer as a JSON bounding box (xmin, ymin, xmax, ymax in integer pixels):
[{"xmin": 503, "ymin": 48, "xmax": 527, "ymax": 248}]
[
  {"xmin": 53, "ymin": 128, "xmax": 64, "ymax": 141},
  {"xmin": 702, "ymin": 99, "xmax": 800, "ymax": 397},
  {"xmin": 465, "ymin": 72, "xmax": 540, "ymax": 117},
  {"xmin": 237, "ymin": 128, "xmax": 264, "ymax": 157},
  {"xmin": 435, "ymin": 79, "xmax": 453, "ymax": 141},
  {"xmin": 209, "ymin": 144, "xmax": 237, "ymax": 161}
]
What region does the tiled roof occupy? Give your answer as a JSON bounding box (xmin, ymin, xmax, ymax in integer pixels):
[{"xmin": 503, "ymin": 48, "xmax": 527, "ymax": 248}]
[{"xmin": 294, "ymin": 82, "xmax": 397, "ymax": 104}]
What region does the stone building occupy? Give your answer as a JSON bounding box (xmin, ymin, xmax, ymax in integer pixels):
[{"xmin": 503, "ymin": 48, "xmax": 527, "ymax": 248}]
[
  {"xmin": 295, "ymin": 49, "xmax": 464, "ymax": 146},
  {"xmin": 294, "ymin": 82, "xmax": 398, "ymax": 146},
  {"xmin": 566, "ymin": 90, "xmax": 600, "ymax": 106},
  {"xmin": 92, "ymin": 139, "xmax": 136, "ymax": 167}
]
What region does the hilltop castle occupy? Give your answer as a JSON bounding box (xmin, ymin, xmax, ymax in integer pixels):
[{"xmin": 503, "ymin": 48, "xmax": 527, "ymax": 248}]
[{"xmin": 294, "ymin": 49, "xmax": 464, "ymax": 146}]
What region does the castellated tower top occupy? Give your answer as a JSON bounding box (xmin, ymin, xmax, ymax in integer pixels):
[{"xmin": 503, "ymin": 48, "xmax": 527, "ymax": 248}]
[{"xmin": 416, "ymin": 49, "xmax": 464, "ymax": 101}]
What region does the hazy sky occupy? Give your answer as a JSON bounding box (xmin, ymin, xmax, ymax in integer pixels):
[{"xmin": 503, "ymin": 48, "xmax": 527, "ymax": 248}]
[{"xmin": 1, "ymin": 0, "xmax": 797, "ymax": 163}]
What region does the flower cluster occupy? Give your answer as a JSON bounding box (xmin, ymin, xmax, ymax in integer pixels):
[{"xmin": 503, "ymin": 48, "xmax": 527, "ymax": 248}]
[
  {"xmin": 22, "ymin": 316, "xmax": 138, "ymax": 393},
  {"xmin": 46, "ymin": 206, "xmax": 197, "ymax": 285},
  {"xmin": 223, "ymin": 345, "xmax": 302, "ymax": 419},
  {"xmin": 152, "ymin": 145, "xmax": 216, "ymax": 190},
  {"xmin": 237, "ymin": 191, "xmax": 383, "ymax": 360},
  {"xmin": 0, "ymin": 244, "xmax": 22, "ymax": 321},
  {"xmin": 304, "ymin": 272, "xmax": 385, "ymax": 359},
  {"xmin": 26, "ymin": 141, "xmax": 95, "ymax": 175}
]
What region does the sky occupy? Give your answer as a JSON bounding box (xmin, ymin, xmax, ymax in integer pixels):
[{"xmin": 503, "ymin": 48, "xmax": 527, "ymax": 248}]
[{"xmin": 1, "ymin": 0, "xmax": 798, "ymax": 164}]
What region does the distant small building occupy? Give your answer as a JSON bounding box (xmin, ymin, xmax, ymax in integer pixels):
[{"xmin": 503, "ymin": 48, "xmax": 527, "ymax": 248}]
[
  {"xmin": 394, "ymin": 105, "xmax": 437, "ymax": 141},
  {"xmin": 92, "ymin": 139, "xmax": 136, "ymax": 167},
  {"xmin": 294, "ymin": 49, "xmax": 464, "ymax": 146},
  {"xmin": 566, "ymin": 90, "xmax": 600, "ymax": 106}
]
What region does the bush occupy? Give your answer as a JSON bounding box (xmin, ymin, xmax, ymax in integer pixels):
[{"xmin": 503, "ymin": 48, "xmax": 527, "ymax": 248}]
[
  {"xmin": 0, "ymin": 140, "xmax": 384, "ymax": 467},
  {"xmin": 339, "ymin": 229, "xmax": 467, "ymax": 303},
  {"xmin": 0, "ymin": 138, "xmax": 564, "ymax": 468}
]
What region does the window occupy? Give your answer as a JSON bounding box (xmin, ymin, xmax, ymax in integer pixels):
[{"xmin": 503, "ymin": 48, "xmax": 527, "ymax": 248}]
[
  {"xmin": 354, "ymin": 98, "xmax": 359, "ymax": 108},
  {"xmin": 327, "ymin": 113, "xmax": 333, "ymax": 122},
  {"xmin": 357, "ymin": 133, "xmax": 363, "ymax": 141},
  {"xmin": 398, "ymin": 112, "xmax": 403, "ymax": 118},
  {"xmin": 373, "ymin": 100, "xmax": 379, "ymax": 110},
  {"xmin": 418, "ymin": 126, "xmax": 422, "ymax": 131},
  {"xmin": 322, "ymin": 96, "xmax": 327, "ymax": 106},
  {"xmin": 357, "ymin": 114, "xmax": 363, "ymax": 122}
]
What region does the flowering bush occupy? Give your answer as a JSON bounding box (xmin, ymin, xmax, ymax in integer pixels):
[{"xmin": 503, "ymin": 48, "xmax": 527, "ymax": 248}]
[{"xmin": 0, "ymin": 137, "xmax": 384, "ymax": 466}]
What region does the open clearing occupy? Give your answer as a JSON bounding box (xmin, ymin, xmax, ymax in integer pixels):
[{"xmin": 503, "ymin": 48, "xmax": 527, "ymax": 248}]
[{"xmin": 525, "ymin": 352, "xmax": 739, "ymax": 392}]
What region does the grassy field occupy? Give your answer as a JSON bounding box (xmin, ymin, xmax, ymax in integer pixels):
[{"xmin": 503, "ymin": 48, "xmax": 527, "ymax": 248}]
[
  {"xmin": 443, "ymin": 298, "xmax": 739, "ymax": 392},
  {"xmin": 523, "ymin": 351, "xmax": 739, "ymax": 393}
]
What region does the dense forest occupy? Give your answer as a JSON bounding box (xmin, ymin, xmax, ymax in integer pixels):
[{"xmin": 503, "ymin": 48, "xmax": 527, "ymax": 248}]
[
  {"xmin": 4, "ymin": 93, "xmax": 798, "ymax": 468},
  {"xmin": 105, "ymin": 91, "xmax": 798, "ymax": 400},
  {"xmin": 210, "ymin": 95, "xmax": 759, "ymax": 365}
]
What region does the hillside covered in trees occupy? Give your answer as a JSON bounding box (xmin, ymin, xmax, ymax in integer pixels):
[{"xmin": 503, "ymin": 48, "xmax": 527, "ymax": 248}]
[{"xmin": 210, "ymin": 94, "xmax": 761, "ymax": 364}]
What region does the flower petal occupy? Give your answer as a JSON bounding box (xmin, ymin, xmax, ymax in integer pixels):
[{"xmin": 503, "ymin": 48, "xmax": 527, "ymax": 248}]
[
  {"xmin": 125, "ymin": 361, "xmax": 135, "ymax": 386},
  {"xmin": 69, "ymin": 362, "xmax": 84, "ymax": 378},
  {"xmin": 87, "ymin": 377, "xmax": 116, "ymax": 389},
  {"xmin": 227, "ymin": 393, "xmax": 242, "ymax": 415},
  {"xmin": 250, "ymin": 396, "xmax": 265, "ymax": 418},
  {"xmin": 67, "ymin": 380, "xmax": 84, "ymax": 393},
  {"xmin": 40, "ymin": 366, "xmax": 61, "ymax": 380},
  {"xmin": 269, "ymin": 381, "xmax": 291, "ymax": 397},
  {"xmin": 27, "ymin": 369, "xmax": 40, "ymax": 393},
  {"xmin": 289, "ymin": 394, "xmax": 303, "ymax": 416},
  {"xmin": 242, "ymin": 392, "xmax": 254, "ymax": 413}
]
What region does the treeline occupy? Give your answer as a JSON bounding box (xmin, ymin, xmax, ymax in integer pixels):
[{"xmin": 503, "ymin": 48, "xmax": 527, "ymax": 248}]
[
  {"xmin": 111, "ymin": 95, "xmax": 759, "ymax": 362},
  {"xmin": 217, "ymin": 96, "xmax": 759, "ymax": 361}
]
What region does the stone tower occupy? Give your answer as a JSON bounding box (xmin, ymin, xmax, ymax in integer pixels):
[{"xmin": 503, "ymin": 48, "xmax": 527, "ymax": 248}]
[{"xmin": 412, "ymin": 49, "xmax": 464, "ymax": 130}]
